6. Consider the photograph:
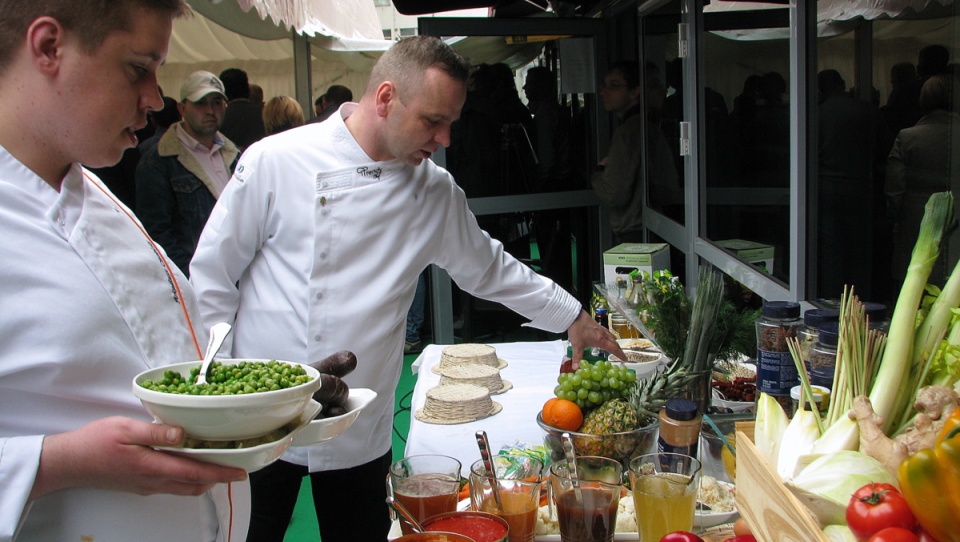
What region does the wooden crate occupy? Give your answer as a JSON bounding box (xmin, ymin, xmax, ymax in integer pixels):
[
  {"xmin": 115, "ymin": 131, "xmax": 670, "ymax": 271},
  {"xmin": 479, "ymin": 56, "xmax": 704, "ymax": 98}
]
[{"xmin": 734, "ymin": 422, "xmax": 829, "ymax": 542}]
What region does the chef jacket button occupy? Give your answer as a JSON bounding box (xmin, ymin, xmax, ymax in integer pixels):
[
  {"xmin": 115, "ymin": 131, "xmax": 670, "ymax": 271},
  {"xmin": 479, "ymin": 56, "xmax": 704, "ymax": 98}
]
[
  {"xmin": 314, "ymin": 334, "xmax": 322, "ymax": 342},
  {"xmin": 320, "ymin": 196, "xmax": 327, "ymax": 206},
  {"xmin": 315, "ymin": 292, "xmax": 323, "ymax": 300},
  {"xmin": 320, "ymin": 252, "xmax": 327, "ymax": 259}
]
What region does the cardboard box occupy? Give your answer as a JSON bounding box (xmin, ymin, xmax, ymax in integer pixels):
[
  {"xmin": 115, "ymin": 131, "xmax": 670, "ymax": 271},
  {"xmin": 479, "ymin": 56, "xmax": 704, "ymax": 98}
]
[
  {"xmin": 716, "ymin": 239, "xmax": 775, "ymax": 273},
  {"xmin": 602, "ymin": 243, "xmax": 670, "ymax": 287}
]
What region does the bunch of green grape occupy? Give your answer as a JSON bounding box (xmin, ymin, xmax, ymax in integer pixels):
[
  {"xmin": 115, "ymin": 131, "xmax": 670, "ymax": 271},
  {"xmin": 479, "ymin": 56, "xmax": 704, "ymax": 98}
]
[{"xmin": 553, "ymin": 360, "xmax": 638, "ymax": 410}]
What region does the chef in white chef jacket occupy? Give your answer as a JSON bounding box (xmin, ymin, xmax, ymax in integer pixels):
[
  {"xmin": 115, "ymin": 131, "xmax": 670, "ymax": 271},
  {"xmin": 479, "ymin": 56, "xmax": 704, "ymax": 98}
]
[
  {"xmin": 190, "ymin": 35, "xmax": 626, "ymax": 542},
  {"xmin": 0, "ymin": 2, "xmax": 249, "ymax": 541}
]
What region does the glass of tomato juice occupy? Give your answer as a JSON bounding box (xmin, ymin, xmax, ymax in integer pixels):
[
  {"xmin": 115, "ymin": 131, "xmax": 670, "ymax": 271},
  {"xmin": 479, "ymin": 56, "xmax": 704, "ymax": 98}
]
[{"xmin": 389, "ymin": 455, "xmax": 463, "ymax": 535}]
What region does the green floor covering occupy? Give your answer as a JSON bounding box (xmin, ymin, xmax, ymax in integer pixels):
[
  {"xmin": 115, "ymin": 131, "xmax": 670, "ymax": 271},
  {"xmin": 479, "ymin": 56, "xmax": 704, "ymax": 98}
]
[{"xmin": 282, "ymin": 353, "xmax": 419, "ymax": 542}]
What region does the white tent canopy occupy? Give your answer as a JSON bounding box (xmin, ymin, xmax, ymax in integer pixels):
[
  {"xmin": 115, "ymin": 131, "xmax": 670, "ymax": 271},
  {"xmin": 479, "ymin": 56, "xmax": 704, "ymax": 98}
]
[{"xmin": 159, "ymin": 0, "xmax": 390, "ymax": 108}]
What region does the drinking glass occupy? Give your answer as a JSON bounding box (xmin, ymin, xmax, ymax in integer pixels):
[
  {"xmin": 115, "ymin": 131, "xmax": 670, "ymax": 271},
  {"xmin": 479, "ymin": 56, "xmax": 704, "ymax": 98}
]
[
  {"xmin": 629, "ymin": 452, "xmax": 702, "ymax": 542},
  {"xmin": 389, "ymin": 454, "xmax": 462, "ymax": 535},
  {"xmin": 469, "ymin": 456, "xmax": 543, "ymax": 542},
  {"xmin": 549, "ymin": 455, "xmax": 623, "ymax": 542}
]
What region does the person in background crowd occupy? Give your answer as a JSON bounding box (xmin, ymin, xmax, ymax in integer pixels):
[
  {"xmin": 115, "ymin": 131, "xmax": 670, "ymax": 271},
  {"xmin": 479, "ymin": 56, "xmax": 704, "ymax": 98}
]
[
  {"xmin": 263, "ymin": 95, "xmax": 305, "ymax": 136},
  {"xmin": 591, "ymin": 60, "xmax": 676, "ymax": 244},
  {"xmin": 0, "ymin": 1, "xmax": 250, "ymax": 540},
  {"xmin": 249, "ymin": 83, "xmax": 264, "ymax": 106},
  {"xmin": 886, "ymin": 71, "xmax": 960, "ymax": 291},
  {"xmin": 138, "ymin": 95, "xmax": 182, "ymax": 153},
  {"xmin": 218, "ymin": 67, "xmax": 265, "ymax": 152},
  {"xmin": 135, "ymin": 70, "xmax": 239, "ymax": 276},
  {"xmin": 311, "ymin": 84, "xmax": 353, "ymax": 123},
  {"xmin": 918, "ymin": 44, "xmax": 950, "ymax": 85},
  {"xmin": 190, "ymin": 35, "xmax": 625, "ymax": 542}
]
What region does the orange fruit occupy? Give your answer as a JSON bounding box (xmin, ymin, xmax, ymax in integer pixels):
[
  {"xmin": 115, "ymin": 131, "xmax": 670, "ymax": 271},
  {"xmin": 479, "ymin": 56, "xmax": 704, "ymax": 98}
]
[{"xmin": 542, "ymin": 398, "xmax": 583, "ymax": 432}]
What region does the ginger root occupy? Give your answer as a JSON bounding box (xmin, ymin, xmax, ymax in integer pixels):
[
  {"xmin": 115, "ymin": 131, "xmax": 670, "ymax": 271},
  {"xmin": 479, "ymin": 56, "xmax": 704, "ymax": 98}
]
[
  {"xmin": 849, "ymin": 386, "xmax": 959, "ymax": 477},
  {"xmin": 896, "ymin": 385, "xmax": 959, "ymax": 453},
  {"xmin": 850, "ymin": 396, "xmax": 908, "ymax": 476}
]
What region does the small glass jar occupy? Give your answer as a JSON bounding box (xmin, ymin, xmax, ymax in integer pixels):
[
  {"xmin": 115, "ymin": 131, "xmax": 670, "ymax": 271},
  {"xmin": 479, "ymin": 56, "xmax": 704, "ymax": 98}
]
[
  {"xmin": 863, "ymin": 302, "xmax": 890, "ymax": 334},
  {"xmin": 609, "ymin": 312, "xmax": 639, "ymax": 339},
  {"xmin": 756, "ymin": 301, "xmax": 803, "ymax": 411},
  {"xmin": 808, "ymin": 321, "xmax": 838, "ymax": 384},
  {"xmin": 788, "ymin": 385, "xmax": 830, "ymax": 418},
  {"xmin": 798, "ymin": 308, "xmax": 840, "ymax": 371}
]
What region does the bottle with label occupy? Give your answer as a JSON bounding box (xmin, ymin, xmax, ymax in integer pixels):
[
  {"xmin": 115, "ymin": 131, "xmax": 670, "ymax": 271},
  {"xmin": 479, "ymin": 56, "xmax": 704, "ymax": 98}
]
[
  {"xmin": 756, "ymin": 301, "xmax": 802, "ymax": 411},
  {"xmin": 863, "ymin": 302, "xmax": 890, "ymax": 334},
  {"xmin": 798, "ymin": 308, "xmax": 839, "ymax": 372},
  {"xmin": 809, "ymin": 321, "xmax": 839, "ymax": 389},
  {"xmin": 658, "ymin": 398, "xmax": 701, "ymax": 460},
  {"xmin": 594, "ymin": 307, "xmax": 609, "ymax": 329}
]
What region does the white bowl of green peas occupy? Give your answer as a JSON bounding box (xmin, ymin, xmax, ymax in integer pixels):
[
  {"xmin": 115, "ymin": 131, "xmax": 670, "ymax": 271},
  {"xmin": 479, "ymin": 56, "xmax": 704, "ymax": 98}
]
[{"xmin": 133, "ymin": 358, "xmax": 321, "ymax": 440}]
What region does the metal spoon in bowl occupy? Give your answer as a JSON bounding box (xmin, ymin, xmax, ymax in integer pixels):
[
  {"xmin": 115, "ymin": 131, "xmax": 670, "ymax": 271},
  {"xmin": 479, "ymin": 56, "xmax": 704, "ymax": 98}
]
[{"xmin": 196, "ymin": 322, "xmax": 232, "ymax": 386}]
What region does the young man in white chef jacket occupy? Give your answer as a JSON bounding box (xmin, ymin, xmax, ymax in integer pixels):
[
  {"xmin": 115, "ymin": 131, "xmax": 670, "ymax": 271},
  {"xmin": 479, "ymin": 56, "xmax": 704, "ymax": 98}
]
[
  {"xmin": 190, "ymin": 35, "xmax": 626, "ymax": 542},
  {"xmin": 0, "ymin": 2, "xmax": 250, "ymax": 540}
]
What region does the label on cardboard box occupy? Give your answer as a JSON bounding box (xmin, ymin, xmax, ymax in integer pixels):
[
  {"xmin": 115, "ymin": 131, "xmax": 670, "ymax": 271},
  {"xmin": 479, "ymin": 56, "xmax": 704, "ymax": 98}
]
[{"xmin": 602, "ymin": 243, "xmax": 670, "ymax": 286}]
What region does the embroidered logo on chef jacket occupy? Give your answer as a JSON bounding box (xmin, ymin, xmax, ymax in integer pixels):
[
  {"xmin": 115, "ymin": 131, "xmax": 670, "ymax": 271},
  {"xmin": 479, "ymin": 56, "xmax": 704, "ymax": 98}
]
[
  {"xmin": 357, "ymin": 166, "xmax": 382, "ymax": 179},
  {"xmin": 233, "ymin": 163, "xmax": 251, "ymax": 184}
]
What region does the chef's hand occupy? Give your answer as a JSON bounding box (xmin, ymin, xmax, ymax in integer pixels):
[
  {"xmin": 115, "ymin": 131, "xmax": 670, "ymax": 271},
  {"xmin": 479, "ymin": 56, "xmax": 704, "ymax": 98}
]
[
  {"xmin": 30, "ymin": 417, "xmax": 247, "ymax": 501},
  {"xmin": 566, "ymin": 310, "xmax": 627, "ymax": 370}
]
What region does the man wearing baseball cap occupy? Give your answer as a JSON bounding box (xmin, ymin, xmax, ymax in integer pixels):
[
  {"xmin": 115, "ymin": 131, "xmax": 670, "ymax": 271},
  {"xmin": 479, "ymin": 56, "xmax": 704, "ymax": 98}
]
[{"xmin": 135, "ymin": 70, "xmax": 239, "ymax": 276}]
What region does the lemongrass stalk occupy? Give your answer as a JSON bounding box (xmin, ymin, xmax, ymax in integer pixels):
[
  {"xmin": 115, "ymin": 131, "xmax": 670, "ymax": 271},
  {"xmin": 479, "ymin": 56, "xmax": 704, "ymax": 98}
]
[
  {"xmin": 871, "ymin": 192, "xmax": 953, "ymax": 434},
  {"xmin": 788, "ymin": 337, "xmax": 824, "ymax": 433}
]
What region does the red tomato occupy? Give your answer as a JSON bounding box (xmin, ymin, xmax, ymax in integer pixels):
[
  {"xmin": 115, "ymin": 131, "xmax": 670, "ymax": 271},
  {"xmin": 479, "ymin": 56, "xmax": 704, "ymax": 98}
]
[
  {"xmin": 846, "ymin": 483, "xmax": 918, "ymax": 541},
  {"xmin": 659, "ymin": 533, "xmax": 705, "ymax": 542},
  {"xmin": 867, "ymin": 527, "xmax": 920, "ymax": 542},
  {"xmin": 723, "ymin": 537, "xmax": 758, "ymax": 542}
]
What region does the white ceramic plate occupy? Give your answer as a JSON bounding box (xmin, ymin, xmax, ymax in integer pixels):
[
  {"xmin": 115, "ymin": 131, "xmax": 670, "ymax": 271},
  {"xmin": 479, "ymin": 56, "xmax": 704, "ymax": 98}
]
[
  {"xmin": 291, "ymin": 388, "xmax": 377, "ymax": 446},
  {"xmin": 156, "ymin": 400, "xmax": 322, "ymax": 472},
  {"xmin": 695, "ymin": 480, "xmax": 739, "ymax": 529},
  {"xmin": 156, "ymin": 388, "xmax": 375, "ymax": 472}
]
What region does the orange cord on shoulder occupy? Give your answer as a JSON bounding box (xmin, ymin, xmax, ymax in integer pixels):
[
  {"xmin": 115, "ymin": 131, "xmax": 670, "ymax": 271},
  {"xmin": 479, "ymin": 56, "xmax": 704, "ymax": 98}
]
[
  {"xmin": 85, "ymin": 171, "xmax": 236, "ymax": 542},
  {"xmin": 82, "ymin": 171, "xmax": 203, "ymax": 359}
]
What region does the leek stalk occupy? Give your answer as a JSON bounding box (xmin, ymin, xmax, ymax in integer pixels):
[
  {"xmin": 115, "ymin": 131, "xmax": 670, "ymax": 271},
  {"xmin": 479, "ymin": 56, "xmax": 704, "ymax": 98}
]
[{"xmin": 870, "ymin": 192, "xmax": 953, "ymax": 434}]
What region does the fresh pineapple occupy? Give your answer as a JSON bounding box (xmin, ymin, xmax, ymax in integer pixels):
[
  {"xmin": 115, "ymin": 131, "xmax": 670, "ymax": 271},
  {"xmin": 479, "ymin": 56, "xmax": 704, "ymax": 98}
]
[
  {"xmin": 581, "ymin": 399, "xmax": 640, "ymax": 435},
  {"xmin": 576, "ymin": 399, "xmax": 642, "ymax": 458}
]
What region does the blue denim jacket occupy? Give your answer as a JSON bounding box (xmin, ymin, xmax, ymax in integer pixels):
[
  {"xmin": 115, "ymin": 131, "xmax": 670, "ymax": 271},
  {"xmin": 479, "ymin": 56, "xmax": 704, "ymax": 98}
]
[{"xmin": 134, "ymin": 126, "xmax": 239, "ymax": 276}]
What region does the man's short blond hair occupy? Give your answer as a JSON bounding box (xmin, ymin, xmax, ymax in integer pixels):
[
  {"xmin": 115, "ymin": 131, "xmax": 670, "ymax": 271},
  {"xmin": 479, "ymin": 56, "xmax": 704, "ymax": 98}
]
[{"xmin": 366, "ymin": 35, "xmax": 470, "ymax": 99}]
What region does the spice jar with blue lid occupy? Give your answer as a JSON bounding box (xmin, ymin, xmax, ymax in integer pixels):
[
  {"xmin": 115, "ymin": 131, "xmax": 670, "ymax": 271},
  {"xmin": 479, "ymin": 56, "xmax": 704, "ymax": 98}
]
[{"xmin": 756, "ymin": 301, "xmax": 802, "ymax": 410}]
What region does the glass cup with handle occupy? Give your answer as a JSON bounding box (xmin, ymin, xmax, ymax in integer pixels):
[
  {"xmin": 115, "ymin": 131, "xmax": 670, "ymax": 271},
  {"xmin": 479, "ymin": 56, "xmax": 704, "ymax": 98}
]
[
  {"xmin": 549, "ymin": 455, "xmax": 624, "ymax": 542},
  {"xmin": 469, "ymin": 455, "xmax": 544, "ymax": 542},
  {"xmin": 629, "ymin": 452, "xmax": 702, "ymax": 542},
  {"xmin": 389, "ymin": 454, "xmax": 462, "ymax": 535}
]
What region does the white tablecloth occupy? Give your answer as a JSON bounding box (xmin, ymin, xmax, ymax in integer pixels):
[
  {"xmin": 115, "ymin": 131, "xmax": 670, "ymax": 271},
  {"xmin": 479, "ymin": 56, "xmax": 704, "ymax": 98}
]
[{"xmin": 405, "ymin": 340, "xmax": 568, "ymax": 476}]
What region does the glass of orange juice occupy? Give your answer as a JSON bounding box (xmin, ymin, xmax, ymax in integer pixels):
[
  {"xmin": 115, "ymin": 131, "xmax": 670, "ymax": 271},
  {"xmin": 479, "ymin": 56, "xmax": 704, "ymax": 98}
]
[
  {"xmin": 389, "ymin": 455, "xmax": 462, "ymax": 535},
  {"xmin": 629, "ymin": 452, "xmax": 701, "ymax": 542},
  {"xmin": 469, "ymin": 456, "xmax": 543, "ymax": 542}
]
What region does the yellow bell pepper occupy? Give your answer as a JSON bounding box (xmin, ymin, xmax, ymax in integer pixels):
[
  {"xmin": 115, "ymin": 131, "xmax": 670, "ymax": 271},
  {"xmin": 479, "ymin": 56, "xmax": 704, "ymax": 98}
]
[{"xmin": 898, "ymin": 406, "xmax": 960, "ymax": 542}]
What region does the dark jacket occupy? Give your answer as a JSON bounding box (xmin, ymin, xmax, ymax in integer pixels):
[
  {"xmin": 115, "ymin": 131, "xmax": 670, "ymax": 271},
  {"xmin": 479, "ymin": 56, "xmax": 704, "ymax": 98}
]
[
  {"xmin": 135, "ymin": 125, "xmax": 239, "ymax": 276},
  {"xmin": 220, "ymin": 98, "xmax": 265, "ymax": 152}
]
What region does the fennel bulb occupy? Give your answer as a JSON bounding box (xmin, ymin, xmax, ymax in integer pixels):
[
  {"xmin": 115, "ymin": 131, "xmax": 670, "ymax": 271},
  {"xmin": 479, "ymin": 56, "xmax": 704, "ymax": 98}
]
[
  {"xmin": 785, "ymin": 450, "xmax": 898, "ymax": 526},
  {"xmin": 755, "ymin": 392, "xmax": 789, "ymax": 471},
  {"xmin": 776, "ymin": 409, "xmax": 822, "ymax": 480}
]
